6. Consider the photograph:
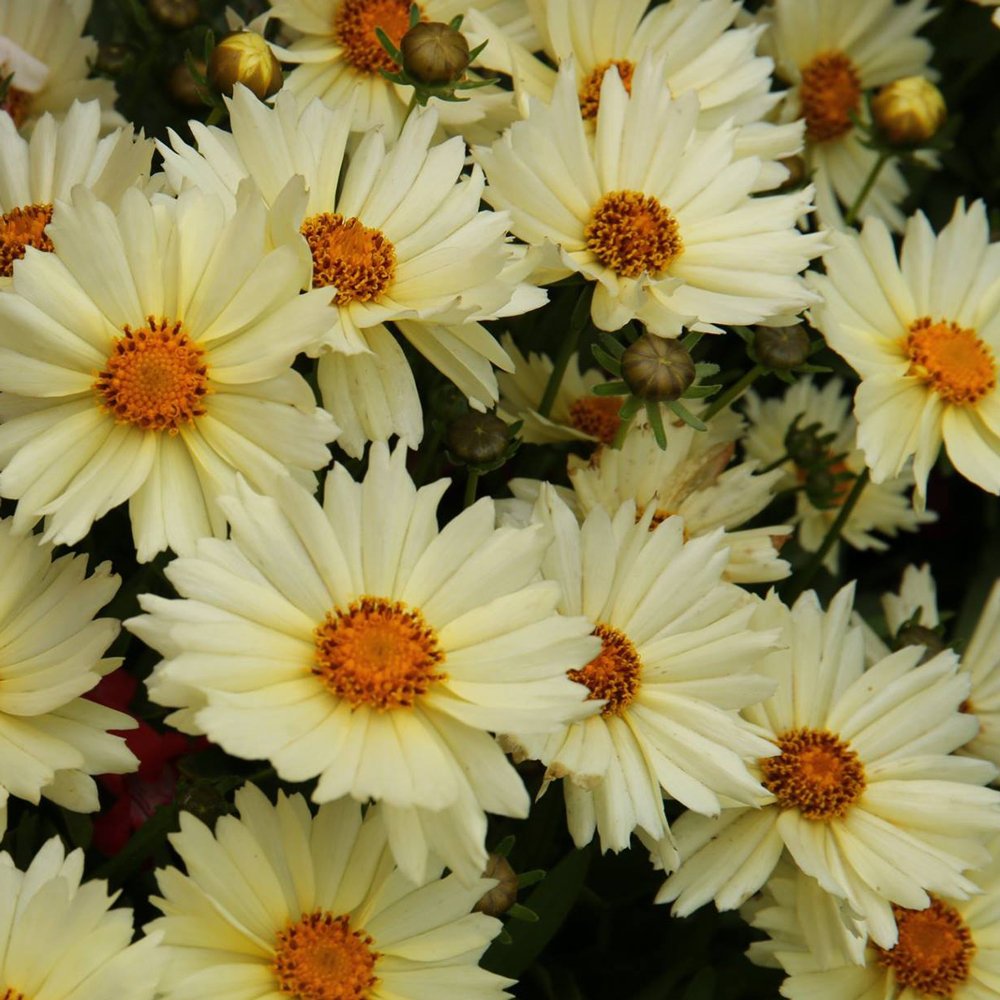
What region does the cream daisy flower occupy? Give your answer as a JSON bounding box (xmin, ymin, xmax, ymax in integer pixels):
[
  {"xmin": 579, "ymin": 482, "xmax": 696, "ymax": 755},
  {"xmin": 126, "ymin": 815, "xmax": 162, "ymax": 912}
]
[
  {"xmin": 265, "ymin": 0, "xmax": 533, "ymax": 139},
  {"xmin": 151, "ymin": 785, "xmax": 512, "ymax": 1000},
  {"xmin": 0, "ymin": 0, "xmax": 123, "ymax": 132},
  {"xmin": 0, "ymin": 518, "xmax": 137, "ymax": 836},
  {"xmin": 159, "ymin": 86, "xmax": 537, "ymax": 457},
  {"xmin": 504, "ymin": 486, "xmax": 779, "ymax": 869},
  {"xmin": 0, "ymin": 184, "xmax": 339, "ymax": 561},
  {"xmin": 748, "ymin": 839, "xmax": 1000, "ymax": 1000},
  {"xmin": 742, "ymin": 378, "xmax": 934, "ymax": 571},
  {"xmin": 474, "ymin": 56, "xmax": 825, "ymax": 337},
  {"xmin": 657, "ymin": 584, "xmax": 1000, "ymax": 949},
  {"xmin": 128, "ymin": 444, "xmax": 598, "ymax": 883},
  {"xmin": 808, "ymin": 200, "xmax": 1000, "ymax": 504},
  {"xmin": 0, "ymin": 99, "xmax": 153, "ymax": 285},
  {"xmin": 756, "ymin": 0, "xmax": 936, "ymax": 231},
  {"xmin": 0, "ymin": 836, "xmax": 163, "ymax": 1000},
  {"xmin": 970, "ymin": 0, "xmax": 1000, "ymax": 27}
]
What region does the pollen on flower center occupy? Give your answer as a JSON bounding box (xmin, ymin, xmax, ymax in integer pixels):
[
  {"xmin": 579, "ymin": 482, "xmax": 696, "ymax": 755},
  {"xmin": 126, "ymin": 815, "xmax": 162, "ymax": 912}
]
[
  {"xmin": 585, "ymin": 190, "xmax": 683, "ymax": 279},
  {"xmin": 569, "ymin": 395, "xmax": 622, "ymax": 444},
  {"xmin": 313, "ymin": 597, "xmax": 446, "ymax": 710},
  {"xmin": 905, "ymin": 317, "xmax": 997, "ymax": 406},
  {"xmin": 875, "ymin": 897, "xmax": 975, "ymax": 997},
  {"xmin": 333, "ymin": 0, "xmax": 423, "ymax": 75},
  {"xmin": 273, "ymin": 911, "xmax": 380, "ymax": 1000},
  {"xmin": 301, "ymin": 212, "xmax": 397, "ymax": 306},
  {"xmin": 94, "ymin": 319, "xmax": 210, "ymax": 433},
  {"xmin": 569, "ymin": 622, "xmax": 641, "ymax": 717},
  {"xmin": 579, "ymin": 59, "xmax": 635, "ymax": 120},
  {"xmin": 799, "ymin": 50, "xmax": 862, "ymax": 142},
  {"xmin": 760, "ymin": 728, "xmax": 867, "ymax": 819},
  {"xmin": 0, "ymin": 202, "xmax": 53, "ymax": 277}
]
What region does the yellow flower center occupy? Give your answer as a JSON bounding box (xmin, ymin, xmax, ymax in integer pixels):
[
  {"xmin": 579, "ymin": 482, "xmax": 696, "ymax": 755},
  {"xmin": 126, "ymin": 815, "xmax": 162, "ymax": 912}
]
[
  {"xmin": 94, "ymin": 319, "xmax": 210, "ymax": 434},
  {"xmin": 799, "ymin": 51, "xmax": 862, "ymax": 142},
  {"xmin": 568, "ymin": 622, "xmax": 641, "ymax": 717},
  {"xmin": 760, "ymin": 728, "xmax": 866, "ymax": 820},
  {"xmin": 301, "ymin": 212, "xmax": 397, "ymax": 306},
  {"xmin": 905, "ymin": 317, "xmax": 997, "ymax": 406},
  {"xmin": 0, "ymin": 202, "xmax": 53, "ymax": 277},
  {"xmin": 568, "ymin": 395, "xmax": 622, "ymax": 444},
  {"xmin": 1, "ymin": 83, "xmax": 29, "ymax": 128},
  {"xmin": 313, "ymin": 597, "xmax": 446, "ymax": 710},
  {"xmin": 1, "ymin": 990, "xmax": 26, "ymax": 1000},
  {"xmin": 333, "ymin": 0, "xmax": 423, "ymax": 75},
  {"xmin": 875, "ymin": 897, "xmax": 975, "ymax": 998},
  {"xmin": 273, "ymin": 911, "xmax": 379, "ymax": 1000},
  {"xmin": 578, "ymin": 59, "xmax": 635, "ymax": 120},
  {"xmin": 585, "ymin": 190, "xmax": 683, "ymax": 279}
]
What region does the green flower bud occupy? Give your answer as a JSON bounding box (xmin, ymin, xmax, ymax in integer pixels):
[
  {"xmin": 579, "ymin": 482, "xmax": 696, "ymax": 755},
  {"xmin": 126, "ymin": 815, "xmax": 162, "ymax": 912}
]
[
  {"xmin": 473, "ymin": 853, "xmax": 518, "ymax": 917},
  {"xmin": 621, "ymin": 334, "xmax": 694, "ymax": 403},
  {"xmin": 754, "ymin": 324, "xmax": 811, "ymax": 370},
  {"xmin": 446, "ymin": 411, "xmax": 509, "ymax": 465},
  {"xmin": 148, "ymin": 0, "xmax": 200, "ymax": 30},
  {"xmin": 401, "ymin": 21, "xmax": 470, "ymax": 85}
]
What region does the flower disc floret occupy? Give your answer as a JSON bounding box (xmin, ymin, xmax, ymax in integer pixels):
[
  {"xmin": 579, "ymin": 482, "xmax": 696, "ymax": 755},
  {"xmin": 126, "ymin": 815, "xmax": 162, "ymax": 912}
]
[
  {"xmin": 1, "ymin": 85, "xmax": 29, "ymax": 128},
  {"xmin": 334, "ymin": 0, "xmax": 422, "ymax": 75},
  {"xmin": 579, "ymin": 59, "xmax": 634, "ymax": 119},
  {"xmin": 799, "ymin": 50, "xmax": 862, "ymax": 142},
  {"xmin": 585, "ymin": 190, "xmax": 683, "ymax": 279},
  {"xmin": 301, "ymin": 212, "xmax": 397, "ymax": 305},
  {"xmin": 568, "ymin": 622, "xmax": 641, "ymax": 718},
  {"xmin": 0, "ymin": 202, "xmax": 53, "ymax": 277},
  {"xmin": 568, "ymin": 396, "xmax": 621, "ymax": 445},
  {"xmin": 760, "ymin": 727, "xmax": 867, "ymax": 819},
  {"xmin": 273, "ymin": 911, "xmax": 379, "ymax": 1000},
  {"xmin": 905, "ymin": 317, "xmax": 997, "ymax": 406}
]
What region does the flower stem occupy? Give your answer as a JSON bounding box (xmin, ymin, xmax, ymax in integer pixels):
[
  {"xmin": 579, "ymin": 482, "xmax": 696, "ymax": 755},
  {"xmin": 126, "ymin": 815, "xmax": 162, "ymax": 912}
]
[
  {"xmin": 538, "ymin": 288, "xmax": 593, "ymax": 419},
  {"xmin": 844, "ymin": 151, "xmax": 891, "ymax": 227},
  {"xmin": 701, "ymin": 364, "xmax": 766, "ymax": 422},
  {"xmin": 464, "ymin": 469, "xmax": 480, "ymax": 508},
  {"xmin": 612, "ymin": 408, "xmax": 636, "ymax": 450}
]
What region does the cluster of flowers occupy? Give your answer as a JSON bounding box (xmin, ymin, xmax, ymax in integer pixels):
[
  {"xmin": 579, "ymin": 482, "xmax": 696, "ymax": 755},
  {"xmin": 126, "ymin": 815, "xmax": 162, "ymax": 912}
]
[{"xmin": 0, "ymin": 0, "xmax": 998, "ymax": 997}]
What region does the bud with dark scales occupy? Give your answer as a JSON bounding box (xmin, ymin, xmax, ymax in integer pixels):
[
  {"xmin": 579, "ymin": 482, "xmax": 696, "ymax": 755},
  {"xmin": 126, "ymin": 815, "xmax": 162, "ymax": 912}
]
[
  {"xmin": 621, "ymin": 334, "xmax": 695, "ymax": 402},
  {"xmin": 894, "ymin": 623, "xmax": 947, "ymax": 661},
  {"xmin": 169, "ymin": 60, "xmax": 207, "ymax": 107},
  {"xmin": 148, "ymin": 0, "xmax": 200, "ymax": 30},
  {"xmin": 208, "ymin": 31, "xmax": 283, "ymax": 100},
  {"xmin": 784, "ymin": 416, "xmax": 835, "ymax": 468},
  {"xmin": 446, "ymin": 410, "xmax": 510, "ymax": 465},
  {"xmin": 97, "ymin": 42, "xmax": 131, "ymax": 75},
  {"xmin": 401, "ymin": 21, "xmax": 470, "ymax": 85},
  {"xmin": 754, "ymin": 324, "xmax": 811, "ymax": 370},
  {"xmin": 473, "ymin": 853, "xmax": 519, "ymax": 917},
  {"xmin": 871, "ymin": 76, "xmax": 946, "ymax": 146}
]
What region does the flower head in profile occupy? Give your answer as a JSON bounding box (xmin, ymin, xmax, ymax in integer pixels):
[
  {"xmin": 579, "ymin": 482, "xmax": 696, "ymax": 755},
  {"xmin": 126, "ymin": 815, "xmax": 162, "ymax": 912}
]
[
  {"xmin": 475, "ymin": 56, "xmax": 824, "ymax": 337},
  {"xmin": 658, "ymin": 584, "xmax": 1000, "ymax": 949},
  {"xmin": 129, "ymin": 444, "xmax": 598, "ymax": 883},
  {"xmin": 151, "ymin": 784, "xmax": 513, "ymax": 999},
  {"xmin": 809, "ymin": 200, "xmax": 1000, "ymax": 505},
  {"xmin": 0, "ymin": 183, "xmax": 339, "ymax": 561}
]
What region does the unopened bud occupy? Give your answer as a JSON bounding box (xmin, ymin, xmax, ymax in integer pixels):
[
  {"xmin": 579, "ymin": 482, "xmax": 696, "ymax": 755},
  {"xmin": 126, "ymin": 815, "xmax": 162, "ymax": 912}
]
[
  {"xmin": 621, "ymin": 334, "xmax": 694, "ymax": 403},
  {"xmin": 446, "ymin": 411, "xmax": 509, "ymax": 465},
  {"xmin": 148, "ymin": 0, "xmax": 200, "ymax": 30},
  {"xmin": 894, "ymin": 624, "xmax": 947, "ymax": 661},
  {"xmin": 784, "ymin": 419, "xmax": 829, "ymax": 469},
  {"xmin": 401, "ymin": 21, "xmax": 470, "ymax": 85},
  {"xmin": 473, "ymin": 853, "xmax": 518, "ymax": 917},
  {"xmin": 753, "ymin": 324, "xmax": 811, "ymax": 370},
  {"xmin": 168, "ymin": 60, "xmax": 206, "ymax": 107},
  {"xmin": 208, "ymin": 31, "xmax": 283, "ymax": 100},
  {"xmin": 871, "ymin": 77, "xmax": 946, "ymax": 146},
  {"xmin": 96, "ymin": 42, "xmax": 131, "ymax": 75}
]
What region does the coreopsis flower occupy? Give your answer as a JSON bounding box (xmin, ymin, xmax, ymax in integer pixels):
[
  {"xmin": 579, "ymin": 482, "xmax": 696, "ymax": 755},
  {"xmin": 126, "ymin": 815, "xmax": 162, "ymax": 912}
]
[
  {"xmin": 0, "ymin": 0, "xmax": 123, "ymax": 132},
  {"xmin": 150, "ymin": 785, "xmax": 513, "ymax": 999},
  {"xmin": 474, "ymin": 57, "xmax": 825, "ymax": 337},
  {"xmin": 808, "ymin": 200, "xmax": 1000, "ymax": 505},
  {"xmin": 0, "ymin": 837, "xmax": 163, "ymax": 999},
  {"xmin": 747, "ymin": 841, "xmax": 1000, "ymax": 1000},
  {"xmin": 503, "ymin": 486, "xmax": 779, "ymax": 869},
  {"xmin": 658, "ymin": 584, "xmax": 1000, "ymax": 950},
  {"xmin": 129, "ymin": 444, "xmax": 598, "ymax": 883},
  {"xmin": 0, "ymin": 518, "xmax": 137, "ymax": 836},
  {"xmin": 755, "ymin": 0, "xmax": 937, "ymax": 231},
  {"xmin": 264, "ymin": 0, "xmax": 533, "ymax": 139},
  {"xmin": 0, "ymin": 99, "xmax": 153, "ymax": 284},
  {"xmin": 969, "ymin": 0, "xmax": 1000, "ymax": 27},
  {"xmin": 0, "ymin": 184, "xmax": 339, "ymax": 560},
  {"xmin": 742, "ymin": 378, "xmax": 934, "ymax": 570},
  {"xmin": 159, "ymin": 86, "xmax": 539, "ymax": 457}
]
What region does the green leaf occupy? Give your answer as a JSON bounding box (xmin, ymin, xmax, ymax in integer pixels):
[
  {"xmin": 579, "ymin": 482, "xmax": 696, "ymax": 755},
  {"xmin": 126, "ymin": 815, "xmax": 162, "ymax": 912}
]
[
  {"xmin": 646, "ymin": 400, "xmax": 667, "ymax": 450},
  {"xmin": 590, "ymin": 344, "xmax": 622, "ymax": 375},
  {"xmin": 591, "ymin": 381, "xmax": 630, "ymax": 396},
  {"xmin": 668, "ymin": 400, "xmax": 707, "ymax": 431}
]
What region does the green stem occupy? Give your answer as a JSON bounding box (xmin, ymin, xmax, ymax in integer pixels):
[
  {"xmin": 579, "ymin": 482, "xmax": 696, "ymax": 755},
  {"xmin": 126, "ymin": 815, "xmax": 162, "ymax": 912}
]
[
  {"xmin": 413, "ymin": 420, "xmax": 445, "ymax": 484},
  {"xmin": 401, "ymin": 91, "xmax": 419, "ymax": 128},
  {"xmin": 464, "ymin": 469, "xmax": 480, "ymax": 509},
  {"xmin": 611, "ymin": 409, "xmax": 635, "ymax": 450},
  {"xmin": 701, "ymin": 364, "xmax": 766, "ymax": 422},
  {"xmin": 844, "ymin": 151, "xmax": 891, "ymax": 227},
  {"xmin": 537, "ymin": 313, "xmax": 586, "ymax": 420}
]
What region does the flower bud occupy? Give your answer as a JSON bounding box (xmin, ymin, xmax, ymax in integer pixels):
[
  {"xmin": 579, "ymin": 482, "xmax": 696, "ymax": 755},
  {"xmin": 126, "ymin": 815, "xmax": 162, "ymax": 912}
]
[
  {"xmin": 784, "ymin": 419, "xmax": 830, "ymax": 469},
  {"xmin": 621, "ymin": 334, "xmax": 694, "ymax": 403},
  {"xmin": 208, "ymin": 31, "xmax": 283, "ymax": 100},
  {"xmin": 871, "ymin": 76, "xmax": 946, "ymax": 146},
  {"xmin": 473, "ymin": 853, "xmax": 518, "ymax": 917},
  {"xmin": 96, "ymin": 42, "xmax": 131, "ymax": 75},
  {"xmin": 446, "ymin": 411, "xmax": 509, "ymax": 465},
  {"xmin": 401, "ymin": 21, "xmax": 471, "ymax": 85},
  {"xmin": 894, "ymin": 623, "xmax": 947, "ymax": 660},
  {"xmin": 753, "ymin": 324, "xmax": 811, "ymax": 370},
  {"xmin": 168, "ymin": 60, "xmax": 206, "ymax": 107},
  {"xmin": 148, "ymin": 0, "xmax": 200, "ymax": 30}
]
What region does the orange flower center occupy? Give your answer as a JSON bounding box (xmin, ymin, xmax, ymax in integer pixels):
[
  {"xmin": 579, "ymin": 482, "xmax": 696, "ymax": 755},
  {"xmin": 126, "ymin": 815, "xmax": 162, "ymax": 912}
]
[
  {"xmin": 0, "ymin": 202, "xmax": 53, "ymax": 278},
  {"xmin": 568, "ymin": 395, "xmax": 622, "ymax": 444},
  {"xmin": 301, "ymin": 212, "xmax": 397, "ymax": 306},
  {"xmin": 585, "ymin": 190, "xmax": 683, "ymax": 279},
  {"xmin": 905, "ymin": 317, "xmax": 996, "ymax": 406},
  {"xmin": 876, "ymin": 897, "xmax": 975, "ymax": 998},
  {"xmin": 799, "ymin": 51, "xmax": 862, "ymax": 142},
  {"xmin": 273, "ymin": 911, "xmax": 379, "ymax": 1000},
  {"xmin": 94, "ymin": 319, "xmax": 210, "ymax": 434},
  {"xmin": 313, "ymin": 597, "xmax": 446, "ymax": 710},
  {"xmin": 333, "ymin": 0, "xmax": 422, "ymax": 74},
  {"xmin": 760, "ymin": 728, "xmax": 866, "ymax": 820},
  {"xmin": 579, "ymin": 59, "xmax": 635, "ymax": 120},
  {"xmin": 1, "ymin": 84, "xmax": 29, "ymax": 128},
  {"xmin": 568, "ymin": 622, "xmax": 641, "ymax": 717}
]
